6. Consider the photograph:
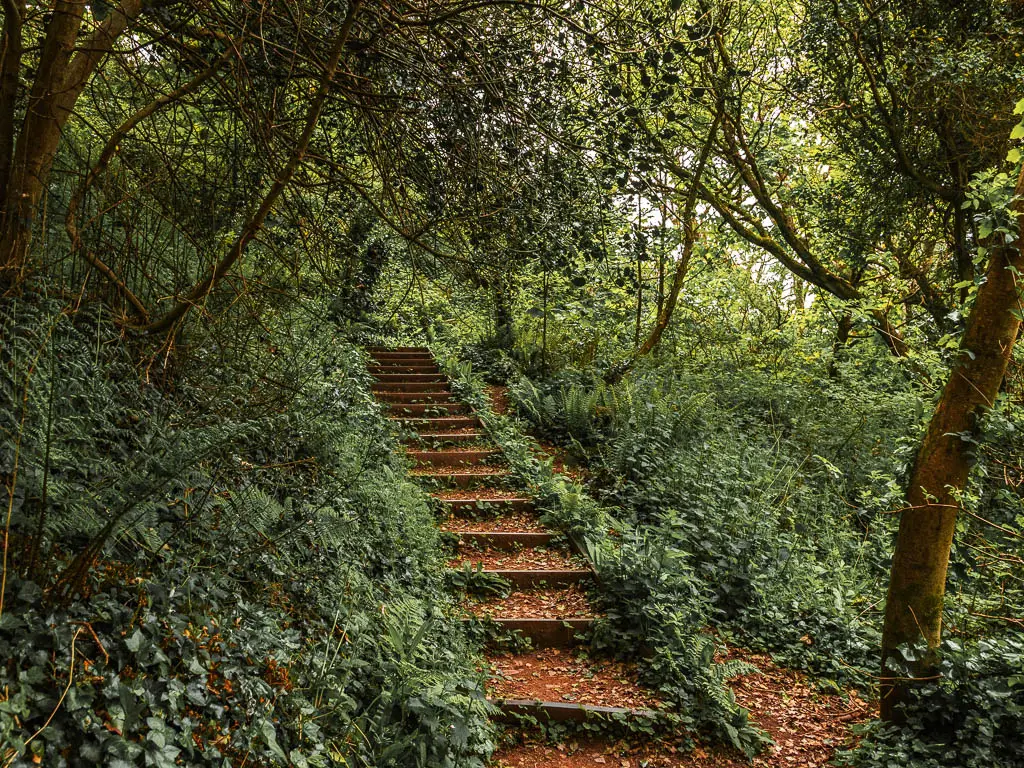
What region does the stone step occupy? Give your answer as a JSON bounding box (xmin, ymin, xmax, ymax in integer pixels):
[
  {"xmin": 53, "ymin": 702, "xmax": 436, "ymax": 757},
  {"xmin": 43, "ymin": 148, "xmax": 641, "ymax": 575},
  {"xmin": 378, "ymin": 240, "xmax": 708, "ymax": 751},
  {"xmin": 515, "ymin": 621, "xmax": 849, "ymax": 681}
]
[
  {"xmin": 475, "ymin": 618, "xmax": 593, "ymax": 649},
  {"xmin": 397, "ymin": 415, "xmax": 481, "ymax": 431},
  {"xmin": 492, "ymin": 699, "xmax": 658, "ymax": 724},
  {"xmin": 483, "ymin": 569, "xmax": 593, "ymax": 588},
  {"xmin": 373, "ymin": 382, "xmax": 452, "ymax": 393},
  {"xmin": 368, "ymin": 364, "xmax": 441, "ymax": 374},
  {"xmin": 373, "ymin": 373, "xmax": 448, "ymax": 383},
  {"xmin": 455, "ymin": 531, "xmax": 553, "ymax": 549},
  {"xmin": 366, "ymin": 346, "xmax": 429, "ymax": 353},
  {"xmin": 440, "ymin": 497, "xmax": 535, "ymax": 514},
  {"xmin": 408, "ymin": 448, "xmax": 502, "ymax": 468},
  {"xmin": 389, "ymin": 402, "xmax": 470, "ymax": 417}
]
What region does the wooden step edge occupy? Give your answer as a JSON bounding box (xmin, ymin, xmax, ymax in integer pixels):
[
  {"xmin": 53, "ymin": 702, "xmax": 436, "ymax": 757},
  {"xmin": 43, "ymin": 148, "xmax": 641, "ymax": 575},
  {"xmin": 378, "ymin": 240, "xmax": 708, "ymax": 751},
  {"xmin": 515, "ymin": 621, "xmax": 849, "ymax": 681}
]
[
  {"xmin": 481, "ymin": 569, "xmax": 593, "ymax": 587},
  {"xmin": 453, "ymin": 531, "xmax": 553, "ymax": 548},
  {"xmin": 490, "ymin": 699, "xmax": 660, "ymax": 723},
  {"xmin": 408, "ymin": 448, "xmax": 502, "ymax": 460},
  {"xmin": 366, "ymin": 346, "xmax": 429, "ymax": 352},
  {"xmin": 465, "ymin": 617, "xmax": 594, "ymax": 648}
]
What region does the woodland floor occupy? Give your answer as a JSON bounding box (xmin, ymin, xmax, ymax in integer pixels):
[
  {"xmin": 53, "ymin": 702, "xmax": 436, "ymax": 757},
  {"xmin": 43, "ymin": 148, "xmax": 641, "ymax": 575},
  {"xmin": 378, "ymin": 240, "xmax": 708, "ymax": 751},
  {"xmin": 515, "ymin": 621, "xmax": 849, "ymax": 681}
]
[{"xmin": 485, "ymin": 385, "xmax": 873, "ymax": 768}]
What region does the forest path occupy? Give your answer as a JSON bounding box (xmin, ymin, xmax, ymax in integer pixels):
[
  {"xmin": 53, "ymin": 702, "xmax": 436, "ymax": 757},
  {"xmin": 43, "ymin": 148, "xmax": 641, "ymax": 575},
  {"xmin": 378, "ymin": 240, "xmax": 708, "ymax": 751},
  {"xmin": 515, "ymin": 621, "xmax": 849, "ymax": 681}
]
[
  {"xmin": 367, "ymin": 351, "xmax": 869, "ymax": 766},
  {"xmin": 367, "ymin": 347, "xmax": 660, "ymax": 763}
]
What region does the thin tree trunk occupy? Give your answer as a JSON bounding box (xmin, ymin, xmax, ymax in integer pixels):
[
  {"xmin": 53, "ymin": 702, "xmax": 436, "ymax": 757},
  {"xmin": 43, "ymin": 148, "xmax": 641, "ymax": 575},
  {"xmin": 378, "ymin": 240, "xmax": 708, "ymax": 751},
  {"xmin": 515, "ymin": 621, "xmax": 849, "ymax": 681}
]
[
  {"xmin": 827, "ymin": 311, "xmax": 854, "ymax": 378},
  {"xmin": 608, "ymin": 108, "xmax": 722, "ymax": 382},
  {"xmin": 65, "ymin": 48, "xmax": 233, "ymax": 320},
  {"xmin": 880, "ymin": 164, "xmax": 1024, "ymax": 720},
  {"xmin": 0, "ymin": 0, "xmax": 25, "ymax": 205},
  {"xmin": 0, "ymin": 0, "xmax": 142, "ymax": 282},
  {"xmin": 139, "ymin": 2, "xmax": 361, "ymax": 335}
]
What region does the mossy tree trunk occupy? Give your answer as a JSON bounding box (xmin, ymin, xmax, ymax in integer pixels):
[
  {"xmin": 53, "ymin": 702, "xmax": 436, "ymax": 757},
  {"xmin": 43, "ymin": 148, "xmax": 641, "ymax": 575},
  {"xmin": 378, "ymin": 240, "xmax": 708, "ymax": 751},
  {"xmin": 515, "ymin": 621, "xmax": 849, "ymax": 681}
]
[
  {"xmin": 0, "ymin": 0, "xmax": 142, "ymax": 283},
  {"xmin": 880, "ymin": 165, "xmax": 1024, "ymax": 720}
]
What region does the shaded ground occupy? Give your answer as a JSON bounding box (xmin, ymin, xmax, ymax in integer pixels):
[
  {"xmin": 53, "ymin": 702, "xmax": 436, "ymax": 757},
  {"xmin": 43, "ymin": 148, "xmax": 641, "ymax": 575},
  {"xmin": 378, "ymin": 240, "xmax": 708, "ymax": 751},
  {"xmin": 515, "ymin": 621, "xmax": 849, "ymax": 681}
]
[
  {"xmin": 486, "ymin": 648, "xmax": 659, "ymax": 710},
  {"xmin": 480, "ymin": 380, "xmax": 873, "ymax": 767},
  {"xmin": 493, "ymin": 646, "xmax": 871, "ymax": 767}
]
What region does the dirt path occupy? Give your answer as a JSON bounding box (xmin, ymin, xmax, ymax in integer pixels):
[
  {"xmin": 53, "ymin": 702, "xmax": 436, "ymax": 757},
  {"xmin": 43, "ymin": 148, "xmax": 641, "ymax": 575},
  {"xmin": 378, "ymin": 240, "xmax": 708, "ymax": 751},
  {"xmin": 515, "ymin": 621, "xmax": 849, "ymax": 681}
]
[{"xmin": 371, "ymin": 364, "xmax": 870, "ymax": 767}]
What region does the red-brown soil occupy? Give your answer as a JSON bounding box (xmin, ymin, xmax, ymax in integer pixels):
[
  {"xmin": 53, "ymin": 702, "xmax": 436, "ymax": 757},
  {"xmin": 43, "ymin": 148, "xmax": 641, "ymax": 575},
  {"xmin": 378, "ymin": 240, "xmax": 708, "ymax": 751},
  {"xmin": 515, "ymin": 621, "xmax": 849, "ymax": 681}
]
[
  {"xmin": 493, "ymin": 648, "xmax": 871, "ymax": 767},
  {"xmin": 441, "ymin": 512, "xmax": 547, "ymax": 532},
  {"xmin": 486, "ymin": 648, "xmax": 660, "ymax": 710},
  {"xmin": 433, "ymin": 489, "xmax": 531, "ymax": 501},
  {"xmin": 466, "ymin": 584, "xmax": 595, "ymax": 619},
  {"xmin": 450, "ymin": 546, "xmax": 587, "ymax": 571},
  {"xmin": 412, "ymin": 466, "xmax": 510, "ymax": 476},
  {"xmin": 487, "ymin": 385, "xmax": 513, "ymax": 415}
]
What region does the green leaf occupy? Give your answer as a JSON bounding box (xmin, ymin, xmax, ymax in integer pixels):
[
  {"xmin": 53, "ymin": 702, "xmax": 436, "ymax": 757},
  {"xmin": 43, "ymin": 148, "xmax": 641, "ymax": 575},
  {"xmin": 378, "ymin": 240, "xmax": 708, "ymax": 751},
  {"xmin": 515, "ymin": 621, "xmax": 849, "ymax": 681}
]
[
  {"xmin": 1015, "ymin": 98, "xmax": 1024, "ymax": 115},
  {"xmin": 1010, "ymin": 123, "xmax": 1024, "ymax": 140},
  {"xmin": 261, "ymin": 719, "xmax": 287, "ymax": 761},
  {"xmin": 1009, "ymin": 148, "xmax": 1022, "ymax": 164},
  {"xmin": 125, "ymin": 628, "xmax": 145, "ymax": 652}
]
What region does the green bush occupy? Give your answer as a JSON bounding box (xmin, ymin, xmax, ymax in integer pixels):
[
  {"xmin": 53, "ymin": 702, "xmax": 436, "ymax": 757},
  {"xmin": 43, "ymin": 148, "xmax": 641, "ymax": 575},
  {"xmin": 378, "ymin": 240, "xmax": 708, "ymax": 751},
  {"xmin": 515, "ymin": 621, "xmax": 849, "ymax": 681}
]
[{"xmin": 0, "ymin": 296, "xmax": 495, "ymax": 767}]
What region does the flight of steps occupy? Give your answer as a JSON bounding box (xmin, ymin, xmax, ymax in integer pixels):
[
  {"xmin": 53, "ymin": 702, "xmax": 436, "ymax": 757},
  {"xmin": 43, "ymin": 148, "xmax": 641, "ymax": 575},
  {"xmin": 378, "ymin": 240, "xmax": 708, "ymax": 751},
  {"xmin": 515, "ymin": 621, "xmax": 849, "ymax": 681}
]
[{"xmin": 366, "ymin": 346, "xmax": 657, "ymax": 734}]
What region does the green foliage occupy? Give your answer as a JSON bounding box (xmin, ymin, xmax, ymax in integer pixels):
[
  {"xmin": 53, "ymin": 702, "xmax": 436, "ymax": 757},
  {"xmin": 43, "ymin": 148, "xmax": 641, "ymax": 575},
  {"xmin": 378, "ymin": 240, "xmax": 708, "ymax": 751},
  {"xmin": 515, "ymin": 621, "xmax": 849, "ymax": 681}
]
[
  {"xmin": 838, "ymin": 637, "xmax": 1024, "ymax": 768},
  {"xmin": 448, "ymin": 563, "xmax": 512, "ymax": 598},
  {"xmin": 586, "ymin": 531, "xmax": 769, "ymax": 756},
  {"xmin": 0, "ymin": 295, "xmax": 495, "ymax": 767}
]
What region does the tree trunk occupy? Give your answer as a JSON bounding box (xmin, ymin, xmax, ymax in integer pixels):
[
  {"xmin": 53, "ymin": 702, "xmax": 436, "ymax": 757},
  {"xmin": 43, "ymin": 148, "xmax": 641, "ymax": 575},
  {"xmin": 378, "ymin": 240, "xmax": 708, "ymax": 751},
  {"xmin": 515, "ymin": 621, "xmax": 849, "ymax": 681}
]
[
  {"xmin": 0, "ymin": 0, "xmax": 142, "ymax": 283},
  {"xmin": 880, "ymin": 165, "xmax": 1024, "ymax": 721},
  {"xmin": 139, "ymin": 2, "xmax": 361, "ymax": 334},
  {"xmin": 608, "ymin": 108, "xmax": 723, "ymax": 382}
]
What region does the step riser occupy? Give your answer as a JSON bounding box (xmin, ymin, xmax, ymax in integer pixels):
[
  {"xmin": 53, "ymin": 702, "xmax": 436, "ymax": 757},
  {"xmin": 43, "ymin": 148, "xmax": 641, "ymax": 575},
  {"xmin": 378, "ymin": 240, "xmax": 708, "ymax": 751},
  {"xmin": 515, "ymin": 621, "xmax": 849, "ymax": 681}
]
[
  {"xmin": 441, "ymin": 498, "xmax": 535, "ymax": 515},
  {"xmin": 376, "ymin": 392, "xmax": 457, "ymax": 403},
  {"xmin": 410, "ymin": 451, "xmax": 502, "ymax": 468},
  {"xmin": 373, "ymin": 374, "xmax": 448, "ymax": 383},
  {"xmin": 371, "ymin": 357, "xmax": 437, "ymax": 365},
  {"xmin": 482, "ymin": 618, "xmax": 592, "ymax": 648},
  {"xmin": 485, "ymin": 570, "xmax": 593, "ymax": 588},
  {"xmin": 373, "ymin": 383, "xmax": 452, "ymax": 393},
  {"xmin": 417, "ymin": 474, "xmax": 512, "ymax": 490},
  {"xmin": 457, "ymin": 532, "xmax": 553, "ymax": 549},
  {"xmin": 389, "ymin": 404, "xmax": 470, "ymax": 416},
  {"xmin": 369, "ymin": 366, "xmax": 441, "ymax": 374},
  {"xmin": 407, "ymin": 434, "xmax": 487, "ymax": 447},
  {"xmin": 398, "ymin": 417, "xmax": 481, "ymax": 431},
  {"xmin": 493, "ymin": 700, "xmax": 657, "ymax": 724}
]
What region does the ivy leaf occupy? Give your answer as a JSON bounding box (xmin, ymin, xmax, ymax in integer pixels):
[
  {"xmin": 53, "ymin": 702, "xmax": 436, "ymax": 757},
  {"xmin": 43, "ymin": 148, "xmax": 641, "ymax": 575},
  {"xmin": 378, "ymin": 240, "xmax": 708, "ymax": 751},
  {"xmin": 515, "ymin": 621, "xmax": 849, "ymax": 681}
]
[
  {"xmin": 261, "ymin": 720, "xmax": 287, "ymax": 760},
  {"xmin": 1010, "ymin": 123, "xmax": 1024, "ymax": 140},
  {"xmin": 125, "ymin": 628, "xmax": 145, "ymax": 652}
]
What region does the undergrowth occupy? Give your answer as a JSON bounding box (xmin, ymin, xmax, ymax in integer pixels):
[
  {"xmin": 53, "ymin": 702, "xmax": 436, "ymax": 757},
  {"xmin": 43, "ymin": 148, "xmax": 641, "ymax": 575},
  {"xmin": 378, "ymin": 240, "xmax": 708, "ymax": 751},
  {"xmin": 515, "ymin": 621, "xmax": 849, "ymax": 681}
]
[
  {"xmin": 506, "ymin": 344, "xmax": 1024, "ymax": 768},
  {"xmin": 436, "ymin": 350, "xmax": 769, "ymax": 757},
  {"xmin": 0, "ymin": 295, "xmax": 495, "ymax": 767}
]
